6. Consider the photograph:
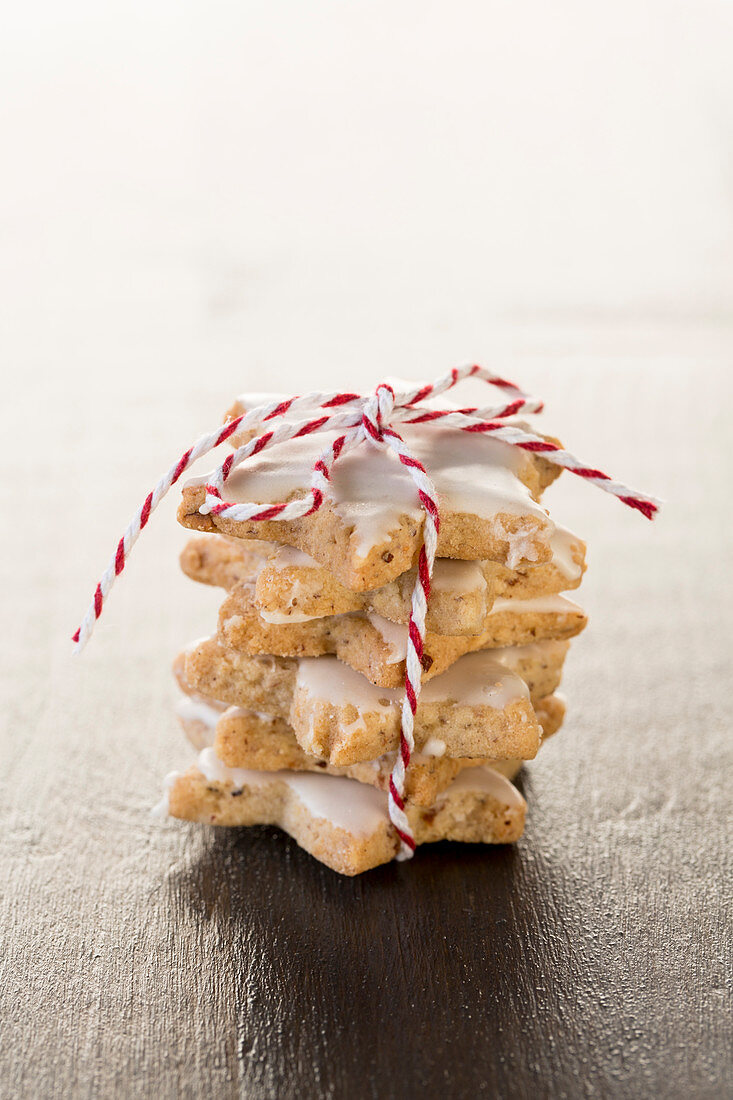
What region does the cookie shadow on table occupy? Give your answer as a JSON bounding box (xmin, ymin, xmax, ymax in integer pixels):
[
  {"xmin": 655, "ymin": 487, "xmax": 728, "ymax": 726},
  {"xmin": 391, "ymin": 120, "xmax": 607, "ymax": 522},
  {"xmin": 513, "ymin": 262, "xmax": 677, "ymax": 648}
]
[
  {"xmin": 159, "ymin": 771, "xmax": 592, "ymax": 1096},
  {"xmin": 165, "ymin": 772, "xmax": 541, "ymax": 916},
  {"xmin": 162, "ymin": 770, "xmax": 573, "ymax": 984}
]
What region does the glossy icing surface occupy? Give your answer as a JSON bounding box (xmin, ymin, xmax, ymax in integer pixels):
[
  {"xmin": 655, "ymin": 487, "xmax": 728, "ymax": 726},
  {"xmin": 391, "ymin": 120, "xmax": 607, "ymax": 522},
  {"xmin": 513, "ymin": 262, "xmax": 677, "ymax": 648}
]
[
  {"xmin": 196, "ymin": 747, "xmax": 388, "ymax": 833},
  {"xmin": 188, "ymin": 394, "xmax": 552, "ymax": 558},
  {"xmin": 295, "ymin": 648, "xmax": 530, "ymax": 711},
  {"xmin": 192, "ymin": 749, "xmax": 524, "ymax": 827}
]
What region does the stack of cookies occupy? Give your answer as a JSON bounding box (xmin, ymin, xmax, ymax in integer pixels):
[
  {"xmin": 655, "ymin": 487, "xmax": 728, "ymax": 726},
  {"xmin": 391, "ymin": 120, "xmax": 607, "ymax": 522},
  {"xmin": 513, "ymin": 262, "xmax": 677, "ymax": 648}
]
[{"xmin": 158, "ymin": 391, "xmax": 587, "ymax": 875}]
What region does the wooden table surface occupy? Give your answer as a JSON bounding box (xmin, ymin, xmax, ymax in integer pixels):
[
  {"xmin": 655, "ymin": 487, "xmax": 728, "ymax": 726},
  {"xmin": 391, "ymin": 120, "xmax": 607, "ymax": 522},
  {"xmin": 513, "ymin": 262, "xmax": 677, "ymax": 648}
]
[
  {"xmin": 3, "ymin": 343, "xmax": 731, "ymax": 1099},
  {"xmin": 3, "ymin": 4, "xmax": 733, "ymax": 1095}
]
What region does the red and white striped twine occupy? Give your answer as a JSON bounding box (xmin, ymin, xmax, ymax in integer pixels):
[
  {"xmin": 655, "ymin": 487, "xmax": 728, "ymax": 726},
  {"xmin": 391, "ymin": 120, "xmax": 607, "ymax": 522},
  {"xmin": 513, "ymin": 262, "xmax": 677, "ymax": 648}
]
[{"xmin": 73, "ymin": 364, "xmax": 661, "ymax": 858}]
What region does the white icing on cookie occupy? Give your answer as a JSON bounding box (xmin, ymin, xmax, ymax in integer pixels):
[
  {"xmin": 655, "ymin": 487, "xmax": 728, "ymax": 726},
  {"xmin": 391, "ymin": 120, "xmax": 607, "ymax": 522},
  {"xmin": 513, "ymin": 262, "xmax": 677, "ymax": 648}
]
[
  {"xmin": 489, "ymin": 594, "xmax": 584, "ymax": 616},
  {"xmin": 294, "ymin": 658, "xmax": 389, "ymax": 714},
  {"xmin": 430, "ymin": 558, "xmax": 486, "ymax": 593},
  {"xmin": 490, "ymin": 638, "xmax": 569, "ymax": 674},
  {"xmin": 196, "ymin": 747, "xmax": 388, "ymax": 833},
  {"xmin": 439, "ymin": 766, "xmax": 526, "ymax": 809},
  {"xmin": 197, "ymin": 746, "xmax": 270, "ymax": 788},
  {"xmin": 295, "ymin": 649, "xmax": 529, "ymax": 712},
  {"xmin": 548, "ymin": 523, "xmax": 584, "ymax": 580},
  {"xmin": 259, "ymin": 608, "xmax": 318, "ymax": 624},
  {"xmin": 366, "ymin": 612, "xmax": 408, "ymax": 662},
  {"xmin": 151, "ymin": 771, "xmax": 180, "ymax": 818},
  {"xmin": 188, "ymin": 401, "xmax": 553, "ymax": 560},
  {"xmin": 270, "ymin": 545, "xmax": 316, "ymax": 569},
  {"xmin": 282, "ymin": 772, "xmax": 388, "ymax": 833},
  {"xmin": 224, "ymin": 705, "xmax": 279, "ymax": 725},
  {"xmin": 422, "ymin": 737, "xmax": 446, "ymax": 757},
  {"xmin": 491, "ymin": 516, "xmax": 544, "ymax": 570},
  {"xmin": 176, "ymin": 697, "xmax": 223, "ymax": 732},
  {"xmin": 341, "ymin": 712, "xmax": 368, "ymax": 738},
  {"xmin": 186, "ymin": 749, "xmax": 525, "ymax": 828},
  {"xmin": 421, "ymin": 652, "xmax": 530, "ymax": 707}
]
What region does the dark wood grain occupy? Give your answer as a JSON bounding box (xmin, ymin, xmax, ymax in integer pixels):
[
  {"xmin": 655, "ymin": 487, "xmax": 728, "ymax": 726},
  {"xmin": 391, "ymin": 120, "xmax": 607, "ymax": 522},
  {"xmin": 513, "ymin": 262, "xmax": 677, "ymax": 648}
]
[{"xmin": 2, "ymin": 354, "xmax": 731, "ymax": 1099}]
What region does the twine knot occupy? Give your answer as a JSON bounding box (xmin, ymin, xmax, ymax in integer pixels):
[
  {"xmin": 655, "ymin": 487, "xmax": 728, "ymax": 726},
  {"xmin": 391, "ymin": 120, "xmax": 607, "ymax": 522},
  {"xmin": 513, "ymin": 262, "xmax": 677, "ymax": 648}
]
[{"xmin": 362, "ymin": 383, "xmax": 396, "ymax": 441}]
